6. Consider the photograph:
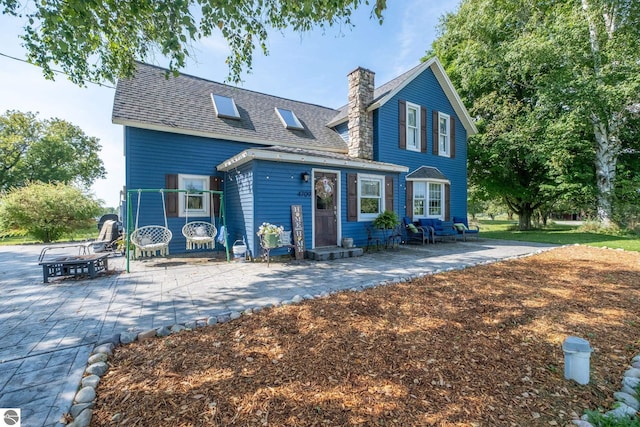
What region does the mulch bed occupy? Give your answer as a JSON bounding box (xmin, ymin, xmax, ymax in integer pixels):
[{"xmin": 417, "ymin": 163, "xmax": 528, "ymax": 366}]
[{"xmin": 90, "ymin": 246, "xmax": 640, "ymax": 426}]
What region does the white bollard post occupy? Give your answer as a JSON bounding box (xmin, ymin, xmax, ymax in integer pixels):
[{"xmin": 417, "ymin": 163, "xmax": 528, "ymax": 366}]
[{"xmin": 562, "ymin": 336, "xmax": 592, "ymax": 385}]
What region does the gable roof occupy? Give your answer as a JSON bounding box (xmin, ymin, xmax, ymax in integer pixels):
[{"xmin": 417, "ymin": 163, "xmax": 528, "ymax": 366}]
[
  {"xmin": 406, "ymin": 166, "xmax": 449, "ymax": 182},
  {"xmin": 112, "ymin": 62, "xmax": 348, "ymax": 153},
  {"xmin": 327, "ymin": 57, "xmax": 477, "ymax": 136}
]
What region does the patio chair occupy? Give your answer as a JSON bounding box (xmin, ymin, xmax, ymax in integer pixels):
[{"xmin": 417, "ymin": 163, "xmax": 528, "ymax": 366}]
[
  {"xmin": 452, "ymin": 216, "xmax": 480, "ymax": 241},
  {"xmin": 402, "ymin": 216, "xmax": 430, "ymax": 245},
  {"xmin": 91, "ymin": 219, "xmax": 123, "ymax": 253}
]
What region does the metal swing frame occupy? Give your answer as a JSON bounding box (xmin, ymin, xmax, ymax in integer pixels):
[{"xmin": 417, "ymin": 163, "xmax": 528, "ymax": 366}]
[{"xmin": 125, "ymin": 188, "xmax": 229, "ymax": 272}]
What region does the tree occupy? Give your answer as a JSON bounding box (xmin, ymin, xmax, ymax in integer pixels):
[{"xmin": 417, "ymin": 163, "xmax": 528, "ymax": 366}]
[
  {"xmin": 540, "ymin": 0, "xmax": 640, "ymax": 225},
  {"xmin": 431, "ymin": 0, "xmax": 592, "ymax": 230},
  {"xmin": 0, "ymin": 182, "xmax": 101, "ymax": 242},
  {"xmin": 0, "ymin": 110, "xmax": 106, "ymax": 191},
  {"xmin": 1, "ymin": 0, "xmax": 387, "ymax": 85},
  {"xmin": 431, "ymin": 0, "xmax": 639, "ymax": 228}
]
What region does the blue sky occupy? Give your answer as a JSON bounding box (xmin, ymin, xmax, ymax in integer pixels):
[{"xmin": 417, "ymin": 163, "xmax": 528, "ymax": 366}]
[{"xmin": 0, "ymin": 0, "xmax": 458, "ymax": 207}]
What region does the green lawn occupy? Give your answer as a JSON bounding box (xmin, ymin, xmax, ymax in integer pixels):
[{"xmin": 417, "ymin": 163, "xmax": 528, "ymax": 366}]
[
  {"xmin": 0, "ymin": 226, "xmax": 97, "ymax": 246},
  {"xmin": 475, "ymin": 219, "xmax": 640, "ymax": 252}
]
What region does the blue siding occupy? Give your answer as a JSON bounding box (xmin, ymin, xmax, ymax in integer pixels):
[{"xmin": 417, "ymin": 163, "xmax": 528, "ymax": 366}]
[
  {"xmin": 224, "ymin": 163, "xmax": 255, "ymax": 256},
  {"xmin": 374, "ymin": 67, "xmax": 468, "ymax": 219},
  {"xmin": 252, "ymin": 160, "xmax": 314, "ymax": 256},
  {"xmin": 125, "ymin": 127, "xmax": 259, "ymax": 254},
  {"xmin": 339, "ymin": 168, "xmax": 402, "ymax": 248},
  {"xmin": 334, "ymin": 121, "xmax": 349, "ymax": 143}
]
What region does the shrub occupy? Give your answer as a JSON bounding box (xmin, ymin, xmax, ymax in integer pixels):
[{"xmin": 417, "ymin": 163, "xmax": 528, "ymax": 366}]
[
  {"xmin": 0, "ymin": 182, "xmax": 101, "ymax": 242},
  {"xmin": 372, "ymin": 210, "xmax": 399, "ymax": 230}
]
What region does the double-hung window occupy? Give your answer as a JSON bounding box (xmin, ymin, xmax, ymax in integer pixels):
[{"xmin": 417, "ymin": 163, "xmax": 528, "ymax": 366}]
[
  {"xmin": 438, "ymin": 112, "xmax": 451, "ymax": 157},
  {"xmin": 412, "ymin": 181, "xmax": 444, "ymax": 219},
  {"xmin": 178, "ymin": 174, "xmax": 209, "ymax": 217},
  {"xmin": 358, "ymin": 174, "xmax": 385, "ymax": 220},
  {"xmin": 406, "ymin": 102, "xmax": 420, "ymax": 151}
]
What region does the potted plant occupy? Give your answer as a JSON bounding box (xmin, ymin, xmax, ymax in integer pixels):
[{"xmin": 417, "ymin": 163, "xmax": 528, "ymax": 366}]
[
  {"xmin": 257, "ymin": 222, "xmax": 284, "ymax": 248},
  {"xmin": 372, "ymin": 211, "xmax": 400, "ymax": 248},
  {"xmin": 372, "ymin": 210, "xmax": 399, "ymax": 230}
]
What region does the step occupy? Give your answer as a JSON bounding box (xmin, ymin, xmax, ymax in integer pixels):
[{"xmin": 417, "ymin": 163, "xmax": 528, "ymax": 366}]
[{"xmin": 306, "ymin": 246, "xmax": 364, "ymax": 261}]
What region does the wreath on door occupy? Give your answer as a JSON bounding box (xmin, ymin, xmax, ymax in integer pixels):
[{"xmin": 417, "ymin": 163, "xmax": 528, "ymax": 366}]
[{"xmin": 315, "ymin": 176, "xmax": 334, "ymax": 200}]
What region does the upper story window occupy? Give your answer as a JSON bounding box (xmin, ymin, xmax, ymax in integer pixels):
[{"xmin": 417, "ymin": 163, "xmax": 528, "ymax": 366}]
[
  {"xmin": 412, "ymin": 181, "xmax": 444, "ymax": 219},
  {"xmin": 275, "ymin": 108, "xmax": 304, "ymax": 130},
  {"xmin": 178, "ymin": 174, "xmax": 210, "ymax": 217},
  {"xmin": 211, "ymin": 94, "xmax": 240, "ymax": 119},
  {"xmin": 438, "ymin": 112, "xmax": 451, "ymax": 157},
  {"xmin": 406, "ymin": 102, "xmax": 420, "ymax": 152},
  {"xmin": 358, "ymin": 174, "xmax": 385, "ymax": 221}
]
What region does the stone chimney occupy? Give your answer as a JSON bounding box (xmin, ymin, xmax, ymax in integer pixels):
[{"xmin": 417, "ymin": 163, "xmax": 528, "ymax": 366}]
[{"xmin": 347, "ymin": 67, "xmax": 375, "ymax": 160}]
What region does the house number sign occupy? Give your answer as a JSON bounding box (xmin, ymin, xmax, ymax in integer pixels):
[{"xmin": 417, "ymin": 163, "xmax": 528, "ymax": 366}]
[{"xmin": 290, "ymin": 205, "xmax": 305, "ymax": 260}]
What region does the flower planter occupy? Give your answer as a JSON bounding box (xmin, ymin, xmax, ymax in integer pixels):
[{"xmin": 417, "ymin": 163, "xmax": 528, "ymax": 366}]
[{"xmin": 262, "ymin": 233, "xmax": 280, "ymax": 248}]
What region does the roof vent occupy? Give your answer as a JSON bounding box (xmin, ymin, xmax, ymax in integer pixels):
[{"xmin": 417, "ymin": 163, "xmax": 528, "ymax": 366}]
[
  {"xmin": 275, "ymin": 107, "xmax": 304, "ymax": 130},
  {"xmin": 211, "ymin": 94, "xmax": 240, "ymax": 119}
]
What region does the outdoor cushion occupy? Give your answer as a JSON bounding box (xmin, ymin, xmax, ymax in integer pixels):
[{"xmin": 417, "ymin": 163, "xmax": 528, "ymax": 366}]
[
  {"xmin": 454, "ymin": 223, "xmax": 468, "ymax": 231},
  {"xmin": 407, "ymin": 223, "xmax": 419, "ymax": 233}
]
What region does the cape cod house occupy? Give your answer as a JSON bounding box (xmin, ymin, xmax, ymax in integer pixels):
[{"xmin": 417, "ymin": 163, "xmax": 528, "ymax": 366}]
[{"xmin": 112, "ymin": 57, "xmax": 477, "ymax": 259}]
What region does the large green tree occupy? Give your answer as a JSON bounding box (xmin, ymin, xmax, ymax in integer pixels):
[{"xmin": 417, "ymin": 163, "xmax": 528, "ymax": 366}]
[
  {"xmin": 0, "ymin": 181, "xmax": 101, "ymax": 242},
  {"xmin": 432, "ymin": 0, "xmax": 640, "ymax": 228},
  {"xmin": 0, "ymin": 110, "xmax": 106, "ymax": 191},
  {"xmin": 1, "ymin": 0, "xmax": 387, "ymax": 85}
]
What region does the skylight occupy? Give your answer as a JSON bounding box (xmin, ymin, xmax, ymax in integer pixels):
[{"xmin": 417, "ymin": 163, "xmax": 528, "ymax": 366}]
[
  {"xmin": 211, "ymin": 94, "xmax": 240, "ymax": 119},
  {"xmin": 275, "ymin": 107, "xmax": 304, "ymax": 130}
]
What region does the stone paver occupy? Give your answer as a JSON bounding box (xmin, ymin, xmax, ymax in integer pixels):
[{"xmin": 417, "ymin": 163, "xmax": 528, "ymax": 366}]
[{"xmin": 0, "ymin": 239, "xmax": 555, "ymax": 426}]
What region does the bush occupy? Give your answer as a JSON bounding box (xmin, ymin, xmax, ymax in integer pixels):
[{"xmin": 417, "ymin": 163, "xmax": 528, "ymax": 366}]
[
  {"xmin": 0, "ymin": 182, "xmax": 101, "ymax": 242},
  {"xmin": 372, "ymin": 210, "xmax": 399, "ymax": 230}
]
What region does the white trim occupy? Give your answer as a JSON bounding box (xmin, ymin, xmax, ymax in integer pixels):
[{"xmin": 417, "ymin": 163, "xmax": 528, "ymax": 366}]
[
  {"xmin": 411, "ymin": 180, "xmax": 445, "ymax": 220},
  {"xmin": 216, "ymin": 148, "xmax": 409, "ymax": 173},
  {"xmin": 112, "ymin": 119, "xmax": 348, "ymax": 154},
  {"xmin": 311, "ymin": 168, "xmax": 341, "ymax": 249},
  {"xmin": 406, "ymin": 102, "xmax": 421, "ymax": 152},
  {"xmin": 367, "ymin": 57, "xmax": 478, "ymax": 136},
  {"xmin": 178, "ymin": 174, "xmax": 210, "ymax": 217},
  {"xmin": 357, "ymin": 173, "xmax": 385, "ymax": 221},
  {"xmin": 438, "ymin": 112, "xmax": 451, "ymax": 157},
  {"xmin": 406, "ymin": 176, "xmax": 450, "ymax": 184}
]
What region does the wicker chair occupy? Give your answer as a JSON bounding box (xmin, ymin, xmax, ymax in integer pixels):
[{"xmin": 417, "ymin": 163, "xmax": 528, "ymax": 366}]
[
  {"xmin": 130, "ymin": 225, "xmax": 173, "ymax": 258},
  {"xmin": 182, "ymin": 221, "xmax": 217, "ymax": 250}
]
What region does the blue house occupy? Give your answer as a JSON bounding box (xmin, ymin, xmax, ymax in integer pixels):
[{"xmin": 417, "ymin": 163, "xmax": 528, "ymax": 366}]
[{"xmin": 112, "ymin": 57, "xmax": 477, "ymax": 258}]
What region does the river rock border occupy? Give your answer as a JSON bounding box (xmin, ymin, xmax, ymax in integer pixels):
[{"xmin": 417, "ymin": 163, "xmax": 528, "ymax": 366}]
[{"xmin": 63, "ymin": 246, "xmax": 638, "ymax": 426}]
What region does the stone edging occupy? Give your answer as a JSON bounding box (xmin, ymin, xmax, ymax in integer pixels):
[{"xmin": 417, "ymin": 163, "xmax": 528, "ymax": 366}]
[{"xmin": 63, "ymin": 245, "xmax": 637, "ymax": 426}]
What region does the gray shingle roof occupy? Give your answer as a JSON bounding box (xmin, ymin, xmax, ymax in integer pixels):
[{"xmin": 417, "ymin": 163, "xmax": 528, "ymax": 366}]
[
  {"xmin": 112, "ymin": 62, "xmax": 347, "ymax": 152},
  {"xmin": 406, "ymin": 166, "xmax": 449, "ymax": 181},
  {"xmin": 328, "ymin": 62, "xmax": 423, "ymax": 125}
]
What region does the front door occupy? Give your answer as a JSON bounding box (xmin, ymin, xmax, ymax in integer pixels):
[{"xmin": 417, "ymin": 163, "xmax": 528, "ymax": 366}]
[{"xmin": 314, "ymin": 171, "xmax": 338, "ymax": 247}]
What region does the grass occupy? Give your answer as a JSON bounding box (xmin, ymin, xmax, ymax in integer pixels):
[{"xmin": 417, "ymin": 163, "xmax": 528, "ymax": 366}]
[
  {"xmin": 474, "ymin": 219, "xmax": 640, "ymax": 252},
  {"xmin": 0, "ymin": 226, "xmax": 97, "ymax": 246}
]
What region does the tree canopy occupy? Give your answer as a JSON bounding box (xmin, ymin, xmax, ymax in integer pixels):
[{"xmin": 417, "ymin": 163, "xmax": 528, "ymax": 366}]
[
  {"xmin": 431, "ymin": 0, "xmax": 640, "ymax": 228},
  {"xmin": 1, "ymin": 0, "xmax": 387, "ymax": 85},
  {"xmin": 0, "ymin": 181, "xmax": 101, "ymax": 242},
  {"xmin": 0, "ymin": 110, "xmax": 106, "ymax": 191}
]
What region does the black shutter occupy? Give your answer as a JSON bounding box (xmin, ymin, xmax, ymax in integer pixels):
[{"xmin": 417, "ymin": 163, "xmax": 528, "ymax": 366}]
[
  {"xmin": 444, "ymin": 183, "xmax": 451, "ymax": 221},
  {"xmin": 432, "ymin": 110, "xmax": 439, "ymax": 155},
  {"xmin": 210, "ymin": 176, "xmax": 222, "ymax": 219},
  {"xmin": 398, "ymin": 100, "xmax": 406, "ymax": 149},
  {"xmin": 165, "ymin": 174, "xmax": 178, "ymax": 217},
  {"xmin": 405, "ymin": 180, "xmax": 413, "ymax": 218},
  {"xmin": 385, "ymin": 176, "xmax": 394, "ymax": 212},
  {"xmin": 450, "ymin": 116, "xmax": 456, "ymax": 159},
  {"xmin": 347, "ymin": 173, "xmax": 357, "ymax": 222},
  {"xmin": 421, "ymin": 106, "xmax": 427, "ymax": 153}
]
